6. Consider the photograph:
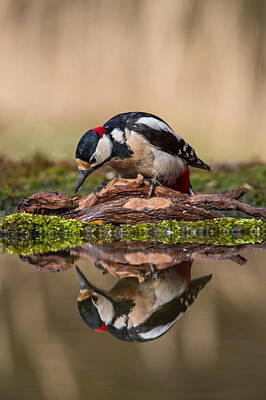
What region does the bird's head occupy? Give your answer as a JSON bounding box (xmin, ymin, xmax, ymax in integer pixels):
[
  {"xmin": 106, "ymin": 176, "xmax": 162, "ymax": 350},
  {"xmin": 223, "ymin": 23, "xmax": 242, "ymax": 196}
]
[
  {"xmin": 75, "ymin": 125, "xmax": 132, "ymax": 192},
  {"xmin": 75, "ymin": 265, "xmax": 114, "ymax": 332},
  {"xmin": 75, "ymin": 126, "xmax": 113, "ymax": 192}
]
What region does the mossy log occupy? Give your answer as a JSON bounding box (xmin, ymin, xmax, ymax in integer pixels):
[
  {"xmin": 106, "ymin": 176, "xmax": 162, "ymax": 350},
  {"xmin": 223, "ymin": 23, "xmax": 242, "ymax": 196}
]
[{"xmin": 18, "ymin": 174, "xmax": 266, "ymax": 224}]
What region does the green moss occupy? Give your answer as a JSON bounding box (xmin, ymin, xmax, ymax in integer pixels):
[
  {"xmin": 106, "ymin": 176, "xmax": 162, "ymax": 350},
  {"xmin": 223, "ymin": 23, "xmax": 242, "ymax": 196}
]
[{"xmin": 0, "ymin": 213, "xmax": 265, "ymax": 256}]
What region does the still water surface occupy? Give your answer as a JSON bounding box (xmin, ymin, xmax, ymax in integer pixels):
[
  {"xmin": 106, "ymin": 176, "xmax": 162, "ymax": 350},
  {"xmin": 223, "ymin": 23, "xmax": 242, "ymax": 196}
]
[{"xmin": 0, "ymin": 243, "xmax": 265, "ymax": 400}]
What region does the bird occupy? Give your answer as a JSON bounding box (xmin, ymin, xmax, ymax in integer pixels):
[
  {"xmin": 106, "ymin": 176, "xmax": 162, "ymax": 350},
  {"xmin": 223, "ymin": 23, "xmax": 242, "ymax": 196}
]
[
  {"xmin": 75, "ymin": 263, "xmax": 212, "ymax": 342},
  {"xmin": 74, "ymin": 111, "xmax": 210, "ymax": 195}
]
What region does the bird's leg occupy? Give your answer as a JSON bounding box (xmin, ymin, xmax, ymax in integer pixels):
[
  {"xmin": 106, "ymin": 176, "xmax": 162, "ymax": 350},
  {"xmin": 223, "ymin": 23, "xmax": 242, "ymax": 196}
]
[
  {"xmin": 148, "ymin": 263, "xmax": 158, "ymax": 279},
  {"xmin": 94, "ymin": 261, "xmax": 108, "ymax": 275},
  {"xmin": 147, "ymin": 177, "xmax": 160, "ymax": 198},
  {"xmin": 188, "ymin": 184, "xmax": 196, "ymax": 196},
  {"xmin": 93, "ymin": 181, "xmax": 107, "ymax": 198}
]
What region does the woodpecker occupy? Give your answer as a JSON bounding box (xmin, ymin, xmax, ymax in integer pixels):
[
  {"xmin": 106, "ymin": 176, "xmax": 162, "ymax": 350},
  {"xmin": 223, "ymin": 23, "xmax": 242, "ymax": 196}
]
[
  {"xmin": 75, "ymin": 263, "xmax": 212, "ymax": 342},
  {"xmin": 75, "ymin": 111, "xmax": 210, "ymax": 194}
]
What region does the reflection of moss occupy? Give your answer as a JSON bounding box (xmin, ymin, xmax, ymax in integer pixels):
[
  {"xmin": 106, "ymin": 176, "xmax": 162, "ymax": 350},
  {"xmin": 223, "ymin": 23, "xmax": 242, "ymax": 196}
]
[
  {"xmin": 0, "ymin": 213, "xmax": 265, "ymax": 256},
  {"xmin": 0, "ymin": 156, "xmax": 265, "ymax": 215},
  {"xmin": 0, "ymin": 213, "xmax": 89, "ymax": 255}
]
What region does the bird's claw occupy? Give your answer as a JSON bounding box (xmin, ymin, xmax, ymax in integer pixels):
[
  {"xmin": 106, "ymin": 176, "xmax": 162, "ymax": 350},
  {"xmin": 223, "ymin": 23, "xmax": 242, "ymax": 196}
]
[
  {"xmin": 93, "ymin": 181, "xmax": 107, "ymax": 198},
  {"xmin": 147, "ymin": 263, "xmax": 158, "ymax": 279},
  {"xmin": 95, "ymin": 261, "xmax": 108, "ymax": 275},
  {"xmin": 147, "ymin": 177, "xmax": 160, "ymax": 198}
]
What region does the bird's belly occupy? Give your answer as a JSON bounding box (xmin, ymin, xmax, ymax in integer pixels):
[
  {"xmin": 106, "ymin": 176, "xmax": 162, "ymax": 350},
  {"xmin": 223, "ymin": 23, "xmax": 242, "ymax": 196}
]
[{"xmin": 108, "ymin": 158, "xmax": 151, "ymax": 178}]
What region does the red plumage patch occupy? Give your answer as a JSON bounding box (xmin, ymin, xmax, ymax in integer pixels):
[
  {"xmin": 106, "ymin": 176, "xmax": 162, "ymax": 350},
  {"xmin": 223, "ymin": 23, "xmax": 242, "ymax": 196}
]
[
  {"xmin": 94, "ymin": 126, "xmax": 107, "ymax": 138},
  {"xmin": 177, "ymin": 260, "xmax": 192, "ymax": 286},
  {"xmin": 160, "ymin": 164, "xmax": 190, "ymax": 194},
  {"xmin": 95, "ymin": 322, "xmax": 109, "ymax": 332}
]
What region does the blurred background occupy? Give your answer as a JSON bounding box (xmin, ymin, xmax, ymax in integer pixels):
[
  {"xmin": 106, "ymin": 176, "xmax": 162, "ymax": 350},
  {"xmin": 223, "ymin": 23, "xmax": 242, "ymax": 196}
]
[{"xmin": 0, "ymin": 0, "xmax": 265, "ymax": 162}]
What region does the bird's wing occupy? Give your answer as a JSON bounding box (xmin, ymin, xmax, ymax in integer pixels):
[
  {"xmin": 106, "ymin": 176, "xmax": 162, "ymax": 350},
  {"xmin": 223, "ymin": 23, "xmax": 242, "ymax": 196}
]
[
  {"xmin": 134, "ymin": 274, "xmax": 212, "ymax": 341},
  {"xmin": 131, "ymin": 116, "xmax": 210, "ymax": 171}
]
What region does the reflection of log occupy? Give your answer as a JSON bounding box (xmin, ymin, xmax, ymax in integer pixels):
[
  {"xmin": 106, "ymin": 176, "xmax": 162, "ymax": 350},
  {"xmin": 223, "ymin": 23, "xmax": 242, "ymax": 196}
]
[
  {"xmin": 20, "ymin": 241, "xmax": 266, "ymax": 280},
  {"xmin": 20, "ymin": 250, "xmax": 79, "ymax": 272},
  {"xmin": 18, "ymin": 175, "xmax": 266, "ymax": 224}
]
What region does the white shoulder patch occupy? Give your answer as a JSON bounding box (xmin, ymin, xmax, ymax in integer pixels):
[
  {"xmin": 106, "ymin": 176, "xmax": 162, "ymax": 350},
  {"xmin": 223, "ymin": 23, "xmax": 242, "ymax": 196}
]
[
  {"xmin": 136, "ymin": 116, "xmax": 182, "ymax": 141},
  {"xmin": 139, "ymin": 313, "xmax": 184, "ymax": 340},
  {"xmin": 113, "ymin": 314, "xmax": 127, "ymax": 330},
  {"xmin": 139, "ymin": 325, "xmax": 170, "ymax": 340},
  {"xmin": 111, "ymin": 128, "xmax": 124, "ymax": 143}
]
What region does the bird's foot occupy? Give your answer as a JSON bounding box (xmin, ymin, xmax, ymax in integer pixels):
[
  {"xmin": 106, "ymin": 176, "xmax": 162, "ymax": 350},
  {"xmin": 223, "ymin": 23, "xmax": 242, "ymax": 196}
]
[
  {"xmin": 188, "ymin": 184, "xmax": 196, "ymax": 196},
  {"xmin": 147, "ymin": 177, "xmax": 160, "ymax": 198},
  {"xmin": 95, "ymin": 261, "xmax": 108, "ymax": 275},
  {"xmin": 146, "ymin": 263, "xmax": 158, "ymax": 280},
  {"xmin": 93, "ymin": 181, "xmax": 107, "ymax": 198}
]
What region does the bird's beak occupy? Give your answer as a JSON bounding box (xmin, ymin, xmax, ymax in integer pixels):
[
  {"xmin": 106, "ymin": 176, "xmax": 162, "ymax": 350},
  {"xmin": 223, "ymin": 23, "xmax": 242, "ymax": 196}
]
[
  {"xmin": 76, "ymin": 265, "xmax": 91, "ymax": 290},
  {"xmin": 75, "ymin": 265, "xmax": 100, "ymax": 292},
  {"xmin": 75, "ymin": 168, "xmax": 93, "ymax": 193}
]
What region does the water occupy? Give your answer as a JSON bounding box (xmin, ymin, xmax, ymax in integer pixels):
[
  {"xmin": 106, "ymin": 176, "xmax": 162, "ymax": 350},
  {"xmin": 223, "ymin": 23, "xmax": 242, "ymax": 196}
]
[{"xmin": 0, "ymin": 242, "xmax": 265, "ymax": 400}]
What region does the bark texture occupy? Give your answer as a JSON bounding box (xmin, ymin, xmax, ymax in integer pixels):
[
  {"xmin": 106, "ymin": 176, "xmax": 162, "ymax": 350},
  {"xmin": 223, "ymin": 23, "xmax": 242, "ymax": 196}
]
[{"xmin": 18, "ymin": 175, "xmax": 266, "ymax": 223}]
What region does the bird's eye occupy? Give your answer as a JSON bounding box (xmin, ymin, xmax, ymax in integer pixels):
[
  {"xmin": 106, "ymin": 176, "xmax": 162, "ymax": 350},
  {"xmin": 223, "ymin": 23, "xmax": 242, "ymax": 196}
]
[
  {"xmin": 90, "ymin": 156, "xmax": 97, "ymax": 164},
  {"xmin": 91, "ymin": 295, "xmax": 99, "ymax": 304}
]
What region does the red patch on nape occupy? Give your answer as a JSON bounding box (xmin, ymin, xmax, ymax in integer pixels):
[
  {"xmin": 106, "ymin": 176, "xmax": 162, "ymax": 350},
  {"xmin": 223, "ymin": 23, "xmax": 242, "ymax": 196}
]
[
  {"xmin": 94, "ymin": 126, "xmax": 107, "ymax": 138},
  {"xmin": 95, "ymin": 322, "xmax": 109, "ymax": 332},
  {"xmin": 160, "ymin": 164, "xmax": 190, "ymax": 194}
]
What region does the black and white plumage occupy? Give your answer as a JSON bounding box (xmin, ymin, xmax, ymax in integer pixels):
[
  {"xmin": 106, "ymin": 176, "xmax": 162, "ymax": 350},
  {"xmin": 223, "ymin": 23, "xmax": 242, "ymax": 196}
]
[
  {"xmin": 75, "ymin": 263, "xmax": 212, "ymax": 342},
  {"xmin": 75, "ymin": 112, "xmax": 210, "ymax": 194}
]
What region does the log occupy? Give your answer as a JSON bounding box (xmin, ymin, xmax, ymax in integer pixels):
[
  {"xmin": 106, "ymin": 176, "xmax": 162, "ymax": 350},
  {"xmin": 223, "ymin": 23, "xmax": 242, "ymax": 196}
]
[
  {"xmin": 18, "ymin": 174, "xmax": 266, "ymax": 224},
  {"xmin": 20, "ymin": 240, "xmax": 266, "ymax": 279}
]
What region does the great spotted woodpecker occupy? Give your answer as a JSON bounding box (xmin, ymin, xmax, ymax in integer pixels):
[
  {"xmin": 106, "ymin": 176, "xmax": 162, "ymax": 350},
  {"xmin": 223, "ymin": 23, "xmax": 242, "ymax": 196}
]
[
  {"xmin": 75, "ymin": 263, "xmax": 212, "ymax": 342},
  {"xmin": 75, "ymin": 112, "xmax": 210, "ymax": 194}
]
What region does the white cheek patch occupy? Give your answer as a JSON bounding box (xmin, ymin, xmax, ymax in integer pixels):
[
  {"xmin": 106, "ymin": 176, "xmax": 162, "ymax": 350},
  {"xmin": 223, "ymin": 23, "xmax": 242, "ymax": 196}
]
[
  {"xmin": 91, "ymin": 135, "xmax": 112, "ymax": 165},
  {"xmin": 96, "ymin": 295, "xmax": 115, "ymax": 325},
  {"xmin": 136, "ymin": 116, "xmax": 182, "ymax": 141},
  {"xmin": 111, "ymin": 128, "xmax": 124, "ymax": 143}
]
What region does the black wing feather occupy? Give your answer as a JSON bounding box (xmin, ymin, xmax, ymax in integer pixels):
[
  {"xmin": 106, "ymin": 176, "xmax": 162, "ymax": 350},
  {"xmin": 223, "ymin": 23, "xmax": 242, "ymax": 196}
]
[
  {"xmin": 134, "ymin": 274, "xmax": 212, "ymax": 339},
  {"xmin": 103, "ymin": 112, "xmax": 210, "ymax": 171},
  {"xmin": 133, "ymin": 123, "xmax": 210, "ymax": 171}
]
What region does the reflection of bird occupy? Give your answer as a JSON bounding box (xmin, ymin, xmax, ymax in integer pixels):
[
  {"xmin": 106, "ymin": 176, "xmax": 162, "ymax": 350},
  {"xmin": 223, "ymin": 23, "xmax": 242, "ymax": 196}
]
[
  {"xmin": 75, "ymin": 262, "xmax": 212, "ymax": 342},
  {"xmin": 75, "ymin": 111, "xmax": 210, "ymax": 194}
]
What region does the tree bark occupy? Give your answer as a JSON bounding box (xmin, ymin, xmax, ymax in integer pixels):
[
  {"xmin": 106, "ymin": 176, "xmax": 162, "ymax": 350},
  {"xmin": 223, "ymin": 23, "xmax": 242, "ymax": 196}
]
[{"xmin": 18, "ymin": 174, "xmax": 266, "ymax": 224}]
